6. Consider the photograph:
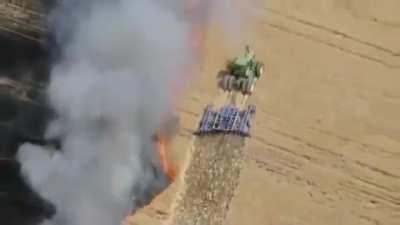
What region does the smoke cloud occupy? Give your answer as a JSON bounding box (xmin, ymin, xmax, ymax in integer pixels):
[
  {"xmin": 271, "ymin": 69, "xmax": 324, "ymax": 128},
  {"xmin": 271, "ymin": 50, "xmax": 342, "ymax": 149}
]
[
  {"xmin": 17, "ymin": 0, "xmax": 193, "ymax": 225},
  {"xmin": 15, "ymin": 0, "xmax": 245, "ymax": 224}
]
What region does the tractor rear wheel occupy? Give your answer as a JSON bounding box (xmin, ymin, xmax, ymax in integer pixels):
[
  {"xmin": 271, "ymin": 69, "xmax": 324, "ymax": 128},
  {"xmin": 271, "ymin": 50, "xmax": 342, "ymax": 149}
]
[
  {"xmin": 228, "ymin": 76, "xmax": 236, "ymax": 91},
  {"xmin": 246, "ymin": 78, "xmax": 255, "ymax": 94},
  {"xmin": 222, "ymin": 75, "xmax": 230, "ymax": 91},
  {"xmin": 256, "ymin": 63, "xmax": 265, "ymax": 77},
  {"xmin": 236, "ymin": 78, "xmax": 245, "ymax": 94},
  {"xmin": 241, "ymin": 79, "xmax": 248, "ymax": 94}
]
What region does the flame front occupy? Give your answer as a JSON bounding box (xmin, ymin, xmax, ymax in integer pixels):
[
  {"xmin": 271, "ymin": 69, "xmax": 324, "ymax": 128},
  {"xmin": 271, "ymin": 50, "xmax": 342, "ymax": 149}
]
[{"xmin": 155, "ymin": 135, "xmax": 176, "ymax": 182}]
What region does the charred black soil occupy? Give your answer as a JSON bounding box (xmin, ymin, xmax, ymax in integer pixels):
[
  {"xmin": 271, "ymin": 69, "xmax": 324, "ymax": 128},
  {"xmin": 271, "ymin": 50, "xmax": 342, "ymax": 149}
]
[{"xmin": 0, "ymin": 31, "xmax": 53, "ymax": 225}]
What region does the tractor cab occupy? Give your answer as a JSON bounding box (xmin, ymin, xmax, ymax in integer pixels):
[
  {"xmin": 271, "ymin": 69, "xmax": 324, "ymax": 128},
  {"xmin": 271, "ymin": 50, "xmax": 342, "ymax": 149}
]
[
  {"xmin": 234, "ymin": 46, "xmax": 255, "ymax": 67},
  {"xmin": 227, "ymin": 46, "xmax": 263, "ymax": 80},
  {"xmin": 220, "ymin": 46, "xmax": 265, "ymax": 95}
]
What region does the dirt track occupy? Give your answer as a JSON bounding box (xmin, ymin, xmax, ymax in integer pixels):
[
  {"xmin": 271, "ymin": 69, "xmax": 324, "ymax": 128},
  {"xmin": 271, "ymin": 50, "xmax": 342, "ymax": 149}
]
[
  {"xmin": 128, "ymin": 1, "xmax": 400, "ymax": 225},
  {"xmin": 169, "ymin": 135, "xmax": 245, "ymax": 225}
]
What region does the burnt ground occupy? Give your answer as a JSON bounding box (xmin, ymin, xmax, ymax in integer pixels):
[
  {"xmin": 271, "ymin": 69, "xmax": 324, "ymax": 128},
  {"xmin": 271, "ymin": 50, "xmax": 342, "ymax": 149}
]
[
  {"xmin": 0, "ymin": 32, "xmax": 49, "ymax": 81},
  {"xmin": 0, "ymin": 32, "xmax": 51, "ymax": 158},
  {"xmin": 0, "ymin": 33, "xmax": 54, "ymax": 225},
  {"xmin": 0, "ymin": 160, "xmax": 56, "ymax": 225}
]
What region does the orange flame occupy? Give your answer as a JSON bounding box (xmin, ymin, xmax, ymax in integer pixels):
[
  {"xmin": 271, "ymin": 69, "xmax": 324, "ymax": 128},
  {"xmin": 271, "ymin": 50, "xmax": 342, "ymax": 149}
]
[
  {"xmin": 122, "ymin": 135, "xmax": 177, "ymax": 222},
  {"xmin": 154, "ymin": 135, "xmax": 176, "ymax": 182}
]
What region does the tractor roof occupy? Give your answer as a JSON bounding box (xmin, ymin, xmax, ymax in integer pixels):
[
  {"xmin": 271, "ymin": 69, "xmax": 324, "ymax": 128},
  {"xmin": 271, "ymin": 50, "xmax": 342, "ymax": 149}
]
[{"xmin": 234, "ymin": 48, "xmax": 255, "ymax": 66}]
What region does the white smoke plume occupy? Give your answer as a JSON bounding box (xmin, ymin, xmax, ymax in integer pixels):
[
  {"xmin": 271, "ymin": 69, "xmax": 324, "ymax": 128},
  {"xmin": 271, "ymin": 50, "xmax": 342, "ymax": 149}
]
[
  {"xmin": 15, "ymin": 0, "xmax": 245, "ymax": 224},
  {"xmin": 188, "ymin": 0, "xmax": 244, "ymax": 46},
  {"xmin": 17, "ymin": 0, "xmax": 193, "ymax": 225}
]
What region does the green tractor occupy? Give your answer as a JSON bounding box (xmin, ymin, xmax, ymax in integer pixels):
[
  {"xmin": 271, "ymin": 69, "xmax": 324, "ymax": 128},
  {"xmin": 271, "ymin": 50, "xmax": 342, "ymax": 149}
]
[{"xmin": 220, "ymin": 46, "xmax": 264, "ymax": 95}]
